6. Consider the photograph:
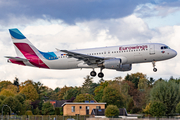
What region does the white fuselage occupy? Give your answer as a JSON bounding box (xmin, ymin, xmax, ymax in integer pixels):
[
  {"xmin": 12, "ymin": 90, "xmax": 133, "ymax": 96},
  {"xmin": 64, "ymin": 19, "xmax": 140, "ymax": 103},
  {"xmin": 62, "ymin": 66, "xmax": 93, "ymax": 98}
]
[{"xmin": 41, "ymin": 43, "xmax": 177, "ymax": 69}]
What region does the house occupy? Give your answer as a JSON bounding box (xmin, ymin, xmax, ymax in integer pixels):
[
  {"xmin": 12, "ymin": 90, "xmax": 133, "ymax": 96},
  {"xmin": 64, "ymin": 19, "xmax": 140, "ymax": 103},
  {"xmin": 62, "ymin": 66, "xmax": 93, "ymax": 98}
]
[{"xmin": 62, "ymin": 102, "xmax": 106, "ymax": 116}]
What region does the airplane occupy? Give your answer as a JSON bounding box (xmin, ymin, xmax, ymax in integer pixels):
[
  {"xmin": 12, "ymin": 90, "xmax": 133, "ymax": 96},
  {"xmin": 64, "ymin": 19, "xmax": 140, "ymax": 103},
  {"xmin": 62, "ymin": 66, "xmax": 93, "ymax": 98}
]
[{"xmin": 5, "ymin": 28, "xmax": 177, "ymax": 78}]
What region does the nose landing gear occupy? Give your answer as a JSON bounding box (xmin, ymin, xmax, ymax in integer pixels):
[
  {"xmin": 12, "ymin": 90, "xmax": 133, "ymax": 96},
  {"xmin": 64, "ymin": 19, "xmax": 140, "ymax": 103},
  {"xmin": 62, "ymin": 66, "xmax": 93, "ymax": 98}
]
[{"xmin": 152, "ymin": 61, "xmax": 157, "ymax": 72}]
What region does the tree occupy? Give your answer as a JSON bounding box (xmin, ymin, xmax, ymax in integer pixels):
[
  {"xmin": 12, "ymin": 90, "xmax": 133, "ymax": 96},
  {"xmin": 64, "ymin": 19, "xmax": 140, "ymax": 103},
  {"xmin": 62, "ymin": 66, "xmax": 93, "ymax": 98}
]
[
  {"xmin": 42, "ymin": 101, "xmax": 55, "ymax": 115},
  {"xmin": 54, "ymin": 87, "xmax": 60, "ymax": 93},
  {"xmin": 125, "ymin": 72, "xmax": 146, "ymax": 88},
  {"xmin": 0, "ymin": 95, "xmax": 6, "ymax": 101},
  {"xmin": 138, "ymin": 78, "xmax": 148, "ymax": 90},
  {"xmin": 74, "ymin": 94, "xmax": 94, "ymax": 102},
  {"xmin": 102, "ymin": 85, "xmax": 124, "ymax": 108},
  {"xmin": 2, "ymin": 96, "xmax": 22, "ymax": 114},
  {"xmin": 105, "ymin": 105, "xmax": 119, "ymax": 118},
  {"xmin": 63, "ymin": 87, "xmax": 81, "ymax": 100},
  {"xmin": 94, "ymin": 81, "xmax": 109, "ymax": 102},
  {"xmin": 0, "ymin": 81, "xmax": 12, "ymax": 91},
  {"xmin": 149, "ymin": 101, "xmax": 166, "ymax": 117},
  {"xmin": 14, "ymin": 94, "xmax": 25, "ymax": 104},
  {"xmin": 81, "ymin": 75, "xmax": 93, "ymax": 94},
  {"xmin": 57, "ymin": 86, "xmax": 72, "ymax": 100},
  {"xmin": 34, "ymin": 107, "xmax": 40, "ymax": 115},
  {"xmin": 20, "ymin": 84, "xmax": 38, "ymax": 101},
  {"xmin": 0, "ymin": 89, "xmax": 15, "ymax": 97},
  {"xmin": 150, "ymin": 80, "xmax": 180, "ymax": 115},
  {"xmin": 13, "ymin": 77, "xmax": 20, "ymax": 92},
  {"xmin": 89, "ymin": 83, "xmax": 99, "ymax": 95},
  {"xmin": 176, "ymin": 102, "xmax": 180, "ymax": 114}
]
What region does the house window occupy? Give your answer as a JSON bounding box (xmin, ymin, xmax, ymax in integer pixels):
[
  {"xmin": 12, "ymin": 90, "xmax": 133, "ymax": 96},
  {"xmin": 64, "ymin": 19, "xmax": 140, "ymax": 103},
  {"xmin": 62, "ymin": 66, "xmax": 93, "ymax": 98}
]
[
  {"xmin": 80, "ymin": 106, "xmax": 82, "ymax": 109},
  {"xmin": 96, "ymin": 106, "xmax": 101, "ymax": 109},
  {"xmin": 72, "ymin": 106, "xmax": 75, "ymax": 112}
]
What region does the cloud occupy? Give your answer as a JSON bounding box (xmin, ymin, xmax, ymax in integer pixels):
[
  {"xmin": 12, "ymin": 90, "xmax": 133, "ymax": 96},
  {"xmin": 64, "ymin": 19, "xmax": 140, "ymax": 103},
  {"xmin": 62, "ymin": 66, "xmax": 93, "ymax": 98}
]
[{"xmin": 0, "ymin": 0, "xmax": 152, "ymax": 25}]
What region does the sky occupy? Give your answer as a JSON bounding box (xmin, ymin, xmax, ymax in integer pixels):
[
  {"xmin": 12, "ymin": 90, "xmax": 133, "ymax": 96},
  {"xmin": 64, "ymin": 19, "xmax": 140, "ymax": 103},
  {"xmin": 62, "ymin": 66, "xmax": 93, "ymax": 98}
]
[{"xmin": 0, "ymin": 0, "xmax": 180, "ymax": 89}]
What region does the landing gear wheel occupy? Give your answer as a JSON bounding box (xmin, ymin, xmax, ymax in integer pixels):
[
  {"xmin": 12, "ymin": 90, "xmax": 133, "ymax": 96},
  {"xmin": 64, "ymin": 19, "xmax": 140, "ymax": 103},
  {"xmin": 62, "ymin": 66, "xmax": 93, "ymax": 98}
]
[
  {"xmin": 98, "ymin": 72, "xmax": 104, "ymax": 78},
  {"xmin": 90, "ymin": 71, "xmax": 96, "ymax": 77},
  {"xmin": 153, "ymin": 68, "xmax": 157, "ymax": 72}
]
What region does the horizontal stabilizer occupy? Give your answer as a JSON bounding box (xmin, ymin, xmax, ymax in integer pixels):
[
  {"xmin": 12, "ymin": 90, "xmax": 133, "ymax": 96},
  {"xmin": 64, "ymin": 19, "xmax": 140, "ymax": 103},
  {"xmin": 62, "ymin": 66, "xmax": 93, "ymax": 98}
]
[{"xmin": 5, "ymin": 56, "xmax": 29, "ymax": 62}]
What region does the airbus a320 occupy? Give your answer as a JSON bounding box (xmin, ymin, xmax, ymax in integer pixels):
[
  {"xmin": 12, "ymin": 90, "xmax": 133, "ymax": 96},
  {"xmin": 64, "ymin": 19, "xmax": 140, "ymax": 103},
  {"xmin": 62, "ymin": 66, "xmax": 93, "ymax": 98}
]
[{"xmin": 5, "ymin": 28, "xmax": 177, "ymax": 78}]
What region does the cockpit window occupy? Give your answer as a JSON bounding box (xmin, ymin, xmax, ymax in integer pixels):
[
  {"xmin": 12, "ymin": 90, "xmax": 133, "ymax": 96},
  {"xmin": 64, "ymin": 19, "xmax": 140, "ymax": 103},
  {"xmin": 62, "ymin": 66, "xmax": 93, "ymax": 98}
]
[{"xmin": 161, "ymin": 46, "xmax": 170, "ymax": 49}]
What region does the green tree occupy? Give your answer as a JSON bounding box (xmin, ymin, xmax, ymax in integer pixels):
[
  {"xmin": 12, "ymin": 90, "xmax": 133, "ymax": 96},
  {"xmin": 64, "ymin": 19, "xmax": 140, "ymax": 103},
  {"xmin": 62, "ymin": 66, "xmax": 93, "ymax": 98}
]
[
  {"xmin": 54, "ymin": 87, "xmax": 60, "ymax": 93},
  {"xmin": 0, "ymin": 81, "xmax": 12, "ymax": 91},
  {"xmin": 0, "ymin": 95, "xmax": 6, "ymax": 101},
  {"xmin": 94, "ymin": 81, "xmax": 109, "ymax": 102},
  {"xmin": 13, "ymin": 77, "xmax": 20, "ymax": 92},
  {"xmin": 102, "ymin": 85, "xmax": 124, "ymax": 108},
  {"xmin": 14, "ymin": 94, "xmax": 25, "ymax": 104},
  {"xmin": 2, "ymin": 96, "xmax": 22, "ymax": 114},
  {"xmin": 81, "ymin": 75, "xmax": 93, "ymax": 94},
  {"xmin": 149, "ymin": 101, "xmax": 166, "ymax": 117},
  {"xmin": 63, "ymin": 87, "xmax": 81, "ymax": 100},
  {"xmin": 105, "ymin": 105, "xmax": 119, "ymax": 118},
  {"xmin": 42, "ymin": 101, "xmax": 55, "ymax": 115},
  {"xmin": 74, "ymin": 94, "xmax": 94, "ymax": 102},
  {"xmin": 125, "ymin": 72, "xmax": 146, "ymax": 88},
  {"xmin": 176, "ymin": 102, "xmax": 180, "ymax": 114},
  {"xmin": 55, "ymin": 107, "xmax": 60, "ymax": 115},
  {"xmin": 138, "ymin": 78, "xmax": 148, "ymax": 90},
  {"xmin": 57, "ymin": 86, "xmax": 72, "ymax": 100},
  {"xmin": 20, "ymin": 84, "xmax": 38, "ymax": 101},
  {"xmin": 34, "ymin": 107, "xmax": 40, "ymax": 115},
  {"xmin": 150, "ymin": 80, "xmax": 180, "ymax": 115}
]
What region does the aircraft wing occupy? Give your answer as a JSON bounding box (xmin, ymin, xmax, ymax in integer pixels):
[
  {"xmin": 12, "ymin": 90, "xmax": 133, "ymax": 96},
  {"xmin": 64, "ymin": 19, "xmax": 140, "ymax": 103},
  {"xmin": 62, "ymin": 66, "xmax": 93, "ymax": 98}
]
[
  {"xmin": 5, "ymin": 56, "xmax": 29, "ymax": 62},
  {"xmin": 60, "ymin": 50, "xmax": 104, "ymax": 65}
]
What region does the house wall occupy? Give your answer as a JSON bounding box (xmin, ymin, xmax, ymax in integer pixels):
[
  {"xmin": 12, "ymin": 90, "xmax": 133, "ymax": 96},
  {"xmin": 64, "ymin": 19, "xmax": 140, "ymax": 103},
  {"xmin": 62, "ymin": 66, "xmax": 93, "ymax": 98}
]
[{"xmin": 63, "ymin": 104, "xmax": 105, "ymax": 116}]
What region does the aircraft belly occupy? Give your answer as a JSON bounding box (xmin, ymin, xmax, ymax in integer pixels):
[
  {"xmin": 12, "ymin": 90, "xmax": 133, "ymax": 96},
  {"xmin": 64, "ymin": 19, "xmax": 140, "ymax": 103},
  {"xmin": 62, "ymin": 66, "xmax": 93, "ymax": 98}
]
[{"xmin": 44, "ymin": 59, "xmax": 79, "ymax": 69}]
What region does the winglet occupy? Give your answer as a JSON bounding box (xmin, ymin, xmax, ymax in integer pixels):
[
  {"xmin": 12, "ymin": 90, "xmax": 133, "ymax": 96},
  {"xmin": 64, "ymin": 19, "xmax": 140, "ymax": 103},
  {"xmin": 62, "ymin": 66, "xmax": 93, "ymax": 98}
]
[
  {"xmin": 55, "ymin": 48, "xmax": 60, "ymax": 51},
  {"xmin": 9, "ymin": 28, "xmax": 26, "ymax": 39}
]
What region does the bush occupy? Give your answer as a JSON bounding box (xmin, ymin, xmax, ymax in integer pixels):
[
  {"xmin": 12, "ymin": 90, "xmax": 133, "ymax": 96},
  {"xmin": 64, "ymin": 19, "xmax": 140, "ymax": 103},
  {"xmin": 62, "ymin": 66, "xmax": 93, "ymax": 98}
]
[
  {"xmin": 55, "ymin": 107, "xmax": 60, "ymax": 115},
  {"xmin": 25, "ymin": 110, "xmax": 33, "ymax": 115},
  {"xmin": 105, "ymin": 105, "xmax": 119, "ymax": 118},
  {"xmin": 176, "ymin": 102, "xmax": 180, "ymax": 114},
  {"xmin": 130, "ymin": 106, "xmax": 142, "ymax": 114},
  {"xmin": 149, "ymin": 101, "xmax": 166, "ymax": 117}
]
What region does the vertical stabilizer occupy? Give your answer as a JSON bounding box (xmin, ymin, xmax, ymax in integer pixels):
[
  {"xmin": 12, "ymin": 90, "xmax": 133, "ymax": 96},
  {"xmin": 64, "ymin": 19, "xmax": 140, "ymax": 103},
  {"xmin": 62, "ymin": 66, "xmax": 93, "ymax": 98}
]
[{"xmin": 9, "ymin": 28, "xmax": 39, "ymax": 58}]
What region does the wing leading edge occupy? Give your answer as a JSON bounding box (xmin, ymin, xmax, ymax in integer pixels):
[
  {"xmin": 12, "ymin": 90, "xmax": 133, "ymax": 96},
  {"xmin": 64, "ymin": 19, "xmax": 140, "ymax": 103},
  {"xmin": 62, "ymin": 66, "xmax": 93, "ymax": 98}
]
[{"xmin": 60, "ymin": 50, "xmax": 104, "ymax": 65}]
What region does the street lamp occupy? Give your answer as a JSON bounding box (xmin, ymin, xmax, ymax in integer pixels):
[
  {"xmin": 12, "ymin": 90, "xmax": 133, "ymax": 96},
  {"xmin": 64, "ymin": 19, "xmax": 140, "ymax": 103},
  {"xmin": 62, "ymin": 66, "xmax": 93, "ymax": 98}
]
[{"xmin": 1, "ymin": 104, "xmax": 12, "ymax": 120}]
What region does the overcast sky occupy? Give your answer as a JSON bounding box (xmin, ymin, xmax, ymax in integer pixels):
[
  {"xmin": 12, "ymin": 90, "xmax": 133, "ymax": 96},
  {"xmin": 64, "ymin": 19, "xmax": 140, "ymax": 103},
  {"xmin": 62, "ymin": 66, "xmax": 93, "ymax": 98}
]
[{"xmin": 0, "ymin": 0, "xmax": 180, "ymax": 89}]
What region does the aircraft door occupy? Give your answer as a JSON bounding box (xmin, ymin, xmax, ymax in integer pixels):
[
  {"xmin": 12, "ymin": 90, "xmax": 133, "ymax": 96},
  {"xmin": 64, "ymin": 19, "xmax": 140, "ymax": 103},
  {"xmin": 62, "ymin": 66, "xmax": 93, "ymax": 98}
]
[{"xmin": 149, "ymin": 44, "xmax": 155, "ymax": 55}]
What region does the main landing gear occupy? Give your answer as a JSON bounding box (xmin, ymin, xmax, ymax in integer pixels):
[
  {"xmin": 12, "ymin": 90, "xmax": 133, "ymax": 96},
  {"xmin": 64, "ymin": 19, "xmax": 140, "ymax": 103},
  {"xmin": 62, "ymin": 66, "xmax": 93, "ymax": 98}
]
[
  {"xmin": 90, "ymin": 68, "xmax": 104, "ymax": 78},
  {"xmin": 152, "ymin": 61, "xmax": 157, "ymax": 72}
]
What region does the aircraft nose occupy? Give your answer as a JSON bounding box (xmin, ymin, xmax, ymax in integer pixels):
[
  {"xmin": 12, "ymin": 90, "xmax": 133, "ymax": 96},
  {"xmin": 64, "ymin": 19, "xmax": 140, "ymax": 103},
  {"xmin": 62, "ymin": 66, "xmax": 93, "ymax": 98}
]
[{"xmin": 171, "ymin": 50, "xmax": 177, "ymax": 57}]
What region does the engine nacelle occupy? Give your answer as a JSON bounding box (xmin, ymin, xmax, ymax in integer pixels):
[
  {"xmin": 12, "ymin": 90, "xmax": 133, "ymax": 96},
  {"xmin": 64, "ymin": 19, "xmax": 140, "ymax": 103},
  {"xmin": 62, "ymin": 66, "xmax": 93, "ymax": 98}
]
[
  {"xmin": 103, "ymin": 58, "xmax": 121, "ymax": 69},
  {"xmin": 103, "ymin": 57, "xmax": 131, "ymax": 71},
  {"xmin": 116, "ymin": 64, "xmax": 132, "ymax": 71}
]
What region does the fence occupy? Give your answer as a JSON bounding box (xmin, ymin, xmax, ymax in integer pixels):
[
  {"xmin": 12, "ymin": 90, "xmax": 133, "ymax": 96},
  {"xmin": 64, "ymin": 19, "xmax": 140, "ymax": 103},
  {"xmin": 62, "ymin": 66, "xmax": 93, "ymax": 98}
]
[
  {"xmin": 0, "ymin": 115, "xmax": 180, "ymax": 120},
  {"xmin": 0, "ymin": 115, "xmax": 90, "ymax": 120}
]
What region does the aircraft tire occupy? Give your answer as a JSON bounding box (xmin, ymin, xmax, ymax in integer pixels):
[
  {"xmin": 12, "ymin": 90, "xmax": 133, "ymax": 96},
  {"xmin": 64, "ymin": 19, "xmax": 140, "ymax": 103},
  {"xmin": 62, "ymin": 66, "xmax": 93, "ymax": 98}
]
[
  {"xmin": 90, "ymin": 71, "xmax": 96, "ymax": 77},
  {"xmin": 153, "ymin": 68, "xmax": 157, "ymax": 72},
  {"xmin": 98, "ymin": 72, "xmax": 104, "ymax": 78}
]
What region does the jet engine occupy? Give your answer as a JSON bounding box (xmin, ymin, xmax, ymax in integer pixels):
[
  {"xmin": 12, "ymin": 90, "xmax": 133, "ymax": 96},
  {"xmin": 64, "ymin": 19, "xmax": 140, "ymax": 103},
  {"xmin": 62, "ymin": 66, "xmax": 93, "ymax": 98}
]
[
  {"xmin": 116, "ymin": 64, "xmax": 132, "ymax": 71},
  {"xmin": 102, "ymin": 57, "xmax": 131, "ymax": 71}
]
